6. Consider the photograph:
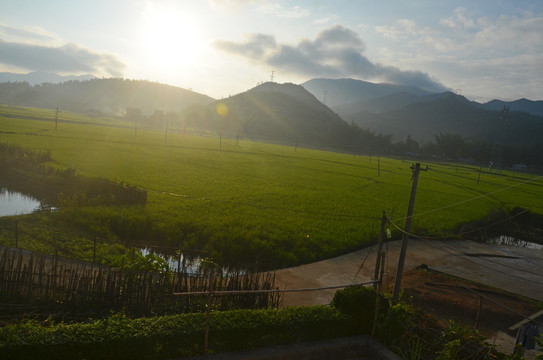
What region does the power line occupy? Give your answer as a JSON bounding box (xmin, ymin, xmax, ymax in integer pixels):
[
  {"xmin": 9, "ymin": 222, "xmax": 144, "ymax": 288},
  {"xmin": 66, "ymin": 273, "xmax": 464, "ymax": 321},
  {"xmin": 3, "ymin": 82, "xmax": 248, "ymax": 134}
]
[
  {"xmin": 387, "ymin": 218, "xmax": 543, "ymax": 282},
  {"xmin": 390, "ymin": 205, "xmax": 539, "ymax": 241},
  {"xmin": 395, "ymin": 174, "xmax": 543, "ymax": 222},
  {"xmin": 173, "ymin": 279, "xmax": 377, "ymax": 296},
  {"xmin": 459, "ymin": 285, "xmax": 543, "ymax": 327}
]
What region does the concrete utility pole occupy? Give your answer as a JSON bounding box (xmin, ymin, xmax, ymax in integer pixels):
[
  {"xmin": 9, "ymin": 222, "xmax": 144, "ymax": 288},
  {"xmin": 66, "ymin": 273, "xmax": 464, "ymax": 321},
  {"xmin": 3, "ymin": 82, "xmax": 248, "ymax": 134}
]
[{"xmin": 392, "ymin": 162, "xmax": 427, "ymax": 302}]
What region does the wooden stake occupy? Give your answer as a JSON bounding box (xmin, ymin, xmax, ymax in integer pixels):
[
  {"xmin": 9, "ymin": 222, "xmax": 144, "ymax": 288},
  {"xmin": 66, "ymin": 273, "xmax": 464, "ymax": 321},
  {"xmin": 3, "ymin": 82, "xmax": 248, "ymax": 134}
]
[
  {"xmin": 15, "ymin": 220, "xmax": 18, "ymax": 248},
  {"xmin": 204, "ymin": 268, "xmax": 216, "ymax": 355},
  {"xmin": 475, "ymin": 295, "xmax": 483, "ymax": 329},
  {"xmin": 372, "ymin": 251, "xmax": 386, "ymax": 337},
  {"xmin": 373, "ymin": 212, "xmax": 387, "ymax": 288}
]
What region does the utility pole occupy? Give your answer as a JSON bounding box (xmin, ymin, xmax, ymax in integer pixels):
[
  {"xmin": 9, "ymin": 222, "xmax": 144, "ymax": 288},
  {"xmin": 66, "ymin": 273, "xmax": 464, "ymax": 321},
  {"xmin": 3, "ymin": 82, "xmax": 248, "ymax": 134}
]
[
  {"xmin": 55, "ymin": 107, "xmax": 59, "ymax": 130},
  {"xmin": 270, "ymin": 70, "xmax": 275, "ymax": 82},
  {"xmin": 392, "ymin": 163, "xmax": 427, "ymax": 302}
]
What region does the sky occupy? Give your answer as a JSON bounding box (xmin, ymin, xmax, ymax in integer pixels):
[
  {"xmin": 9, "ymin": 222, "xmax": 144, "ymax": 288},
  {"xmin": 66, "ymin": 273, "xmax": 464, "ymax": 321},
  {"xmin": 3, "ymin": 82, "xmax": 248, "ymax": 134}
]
[{"xmin": 1, "ymin": 0, "xmax": 542, "ymax": 102}]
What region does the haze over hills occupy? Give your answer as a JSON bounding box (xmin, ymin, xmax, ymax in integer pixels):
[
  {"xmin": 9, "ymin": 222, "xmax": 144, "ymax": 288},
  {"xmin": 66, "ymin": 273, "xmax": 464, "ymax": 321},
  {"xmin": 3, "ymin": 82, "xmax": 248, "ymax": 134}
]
[
  {"xmin": 1, "ymin": 76, "xmax": 542, "ymax": 150},
  {"xmin": 0, "ymin": 78, "xmax": 214, "ymax": 116},
  {"xmin": 301, "ymin": 78, "xmax": 543, "ymax": 144},
  {"xmin": 184, "ymin": 82, "xmax": 367, "ymax": 149},
  {"xmin": 0, "ymin": 71, "xmax": 96, "ymax": 85},
  {"xmin": 479, "ymin": 98, "xmax": 543, "ymax": 117},
  {"xmin": 301, "ymin": 78, "xmax": 433, "ymax": 108}
]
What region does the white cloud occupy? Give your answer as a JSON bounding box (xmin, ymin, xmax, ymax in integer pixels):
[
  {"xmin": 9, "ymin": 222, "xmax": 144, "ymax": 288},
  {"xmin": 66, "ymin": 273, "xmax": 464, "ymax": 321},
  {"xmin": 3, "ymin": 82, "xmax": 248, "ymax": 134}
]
[
  {"xmin": 371, "ymin": 7, "xmax": 543, "ymax": 100},
  {"xmin": 256, "ymin": 3, "xmax": 310, "ymax": 18},
  {"xmin": 0, "ymin": 23, "xmax": 60, "ymax": 46},
  {"xmin": 375, "ymin": 19, "xmax": 433, "ymax": 40},
  {"xmin": 440, "ymin": 7, "xmax": 476, "ymax": 29},
  {"xmin": 0, "ymin": 40, "xmax": 125, "ymax": 77},
  {"xmin": 214, "ymin": 24, "xmax": 447, "ymax": 92}
]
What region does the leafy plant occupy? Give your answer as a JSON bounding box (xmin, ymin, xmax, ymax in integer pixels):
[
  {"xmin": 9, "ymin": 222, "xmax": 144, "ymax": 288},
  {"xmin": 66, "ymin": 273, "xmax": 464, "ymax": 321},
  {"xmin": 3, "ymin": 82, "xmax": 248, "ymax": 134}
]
[
  {"xmin": 331, "ymin": 285, "xmax": 389, "ymax": 334},
  {"xmin": 104, "ymin": 250, "xmax": 170, "ymax": 273}
]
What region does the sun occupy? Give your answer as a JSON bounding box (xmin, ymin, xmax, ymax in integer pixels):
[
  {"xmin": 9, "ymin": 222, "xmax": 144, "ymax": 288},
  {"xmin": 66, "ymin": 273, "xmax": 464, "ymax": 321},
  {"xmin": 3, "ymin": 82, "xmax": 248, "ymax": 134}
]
[{"xmin": 143, "ymin": 4, "xmax": 204, "ymax": 71}]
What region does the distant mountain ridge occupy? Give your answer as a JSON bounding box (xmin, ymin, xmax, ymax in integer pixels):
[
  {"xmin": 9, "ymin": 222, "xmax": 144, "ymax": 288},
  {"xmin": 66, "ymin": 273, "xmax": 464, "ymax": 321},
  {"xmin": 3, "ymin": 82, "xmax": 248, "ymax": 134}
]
[
  {"xmin": 300, "ymin": 78, "xmax": 543, "ymax": 144},
  {"xmin": 1, "ymin": 74, "xmax": 542, "ymax": 149},
  {"xmin": 0, "ymin": 78, "xmax": 214, "ymax": 115},
  {"xmin": 479, "ymin": 98, "xmax": 543, "ymax": 117},
  {"xmin": 301, "ymin": 78, "xmax": 433, "ymax": 108},
  {"xmin": 0, "ymin": 71, "xmax": 96, "ymax": 85},
  {"xmin": 302, "ymin": 77, "xmax": 543, "ymax": 117}
]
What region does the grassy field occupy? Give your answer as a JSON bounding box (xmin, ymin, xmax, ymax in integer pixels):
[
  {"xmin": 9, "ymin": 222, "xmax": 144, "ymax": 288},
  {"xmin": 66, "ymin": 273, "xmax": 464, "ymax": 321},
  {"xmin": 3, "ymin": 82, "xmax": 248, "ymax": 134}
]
[{"xmin": 1, "ymin": 105, "xmax": 542, "ymax": 269}]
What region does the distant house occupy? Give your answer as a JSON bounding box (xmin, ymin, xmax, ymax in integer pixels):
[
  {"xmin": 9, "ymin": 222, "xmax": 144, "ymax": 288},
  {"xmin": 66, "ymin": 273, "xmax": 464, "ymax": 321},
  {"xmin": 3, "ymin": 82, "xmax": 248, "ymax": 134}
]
[{"xmin": 512, "ymin": 164, "xmax": 528, "ymax": 171}]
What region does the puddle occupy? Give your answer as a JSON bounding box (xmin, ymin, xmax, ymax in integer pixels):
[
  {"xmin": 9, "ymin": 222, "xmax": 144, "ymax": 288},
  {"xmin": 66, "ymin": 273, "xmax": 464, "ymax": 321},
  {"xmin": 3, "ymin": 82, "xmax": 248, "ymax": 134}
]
[
  {"xmin": 489, "ymin": 235, "xmax": 543, "ymax": 250},
  {"xmin": 0, "ymin": 188, "xmax": 42, "ymax": 217}
]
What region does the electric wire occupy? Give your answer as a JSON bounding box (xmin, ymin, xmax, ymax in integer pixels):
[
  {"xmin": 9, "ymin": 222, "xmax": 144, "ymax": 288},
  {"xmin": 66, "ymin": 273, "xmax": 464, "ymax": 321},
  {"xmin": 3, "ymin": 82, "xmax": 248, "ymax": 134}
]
[
  {"xmin": 389, "ymin": 205, "xmax": 539, "ymax": 241},
  {"xmin": 394, "ymin": 174, "xmax": 543, "ymax": 222},
  {"xmin": 386, "ymin": 216, "xmax": 543, "ymax": 278},
  {"xmin": 352, "ymin": 244, "xmax": 374, "ymax": 283},
  {"xmin": 386, "ymin": 218, "xmax": 543, "ymax": 285},
  {"xmin": 173, "ymin": 279, "xmax": 377, "ymax": 296},
  {"xmin": 459, "ymin": 285, "xmax": 543, "ymax": 327}
]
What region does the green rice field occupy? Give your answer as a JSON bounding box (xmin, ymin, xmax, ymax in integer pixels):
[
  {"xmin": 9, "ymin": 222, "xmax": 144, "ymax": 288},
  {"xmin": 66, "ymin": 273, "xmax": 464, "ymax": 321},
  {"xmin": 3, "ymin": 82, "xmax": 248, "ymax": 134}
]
[{"xmin": 1, "ymin": 105, "xmax": 542, "ymax": 269}]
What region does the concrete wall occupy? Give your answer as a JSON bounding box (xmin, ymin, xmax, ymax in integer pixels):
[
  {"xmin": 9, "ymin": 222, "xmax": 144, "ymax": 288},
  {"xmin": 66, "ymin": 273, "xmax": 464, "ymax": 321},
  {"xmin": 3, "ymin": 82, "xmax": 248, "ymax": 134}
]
[{"xmin": 184, "ymin": 336, "xmax": 401, "ymax": 360}]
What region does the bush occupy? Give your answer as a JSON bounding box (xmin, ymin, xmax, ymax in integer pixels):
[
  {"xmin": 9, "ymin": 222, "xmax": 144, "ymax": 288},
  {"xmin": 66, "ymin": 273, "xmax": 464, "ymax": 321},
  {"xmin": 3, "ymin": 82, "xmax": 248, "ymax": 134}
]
[
  {"xmin": 0, "ymin": 306, "xmax": 351, "ymax": 360},
  {"xmin": 331, "ymin": 285, "xmax": 389, "ymax": 334}
]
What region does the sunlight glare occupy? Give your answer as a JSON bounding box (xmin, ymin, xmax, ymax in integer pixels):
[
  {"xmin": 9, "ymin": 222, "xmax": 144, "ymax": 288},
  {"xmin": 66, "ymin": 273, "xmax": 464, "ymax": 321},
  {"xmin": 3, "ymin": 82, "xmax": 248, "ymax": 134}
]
[{"xmin": 143, "ymin": 4, "xmax": 204, "ymax": 71}]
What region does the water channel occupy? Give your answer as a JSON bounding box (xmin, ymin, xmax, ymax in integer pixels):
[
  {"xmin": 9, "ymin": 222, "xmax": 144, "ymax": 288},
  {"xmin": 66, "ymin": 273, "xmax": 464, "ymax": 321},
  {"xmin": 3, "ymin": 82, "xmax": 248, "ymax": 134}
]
[{"xmin": 0, "ymin": 188, "xmax": 42, "ymax": 217}]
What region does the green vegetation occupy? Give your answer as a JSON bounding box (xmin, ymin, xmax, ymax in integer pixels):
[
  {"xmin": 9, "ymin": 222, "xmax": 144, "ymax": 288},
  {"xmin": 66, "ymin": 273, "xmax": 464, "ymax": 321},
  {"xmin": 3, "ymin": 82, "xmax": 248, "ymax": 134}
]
[
  {"xmin": 0, "ymin": 288, "xmax": 525, "ymax": 360},
  {"xmin": 0, "ymin": 306, "xmax": 351, "ymax": 359},
  {"xmin": 1, "ymin": 105, "xmax": 542, "ymax": 270}
]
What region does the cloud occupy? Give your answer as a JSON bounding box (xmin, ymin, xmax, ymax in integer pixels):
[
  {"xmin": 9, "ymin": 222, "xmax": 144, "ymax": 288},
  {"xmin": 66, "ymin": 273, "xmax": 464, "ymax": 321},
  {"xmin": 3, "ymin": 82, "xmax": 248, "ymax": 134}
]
[
  {"xmin": 214, "ymin": 33, "xmax": 276, "ymax": 58},
  {"xmin": 373, "ymin": 9, "xmax": 543, "ymax": 100},
  {"xmin": 440, "ymin": 7, "xmax": 476, "ymax": 29},
  {"xmin": 0, "ymin": 22, "xmax": 59, "ymax": 45},
  {"xmin": 0, "ymin": 40, "xmax": 125, "ymax": 77},
  {"xmin": 376, "ymin": 19, "xmax": 434, "ymax": 40},
  {"xmin": 256, "ymin": 3, "xmax": 310, "ymax": 18},
  {"xmin": 214, "ymin": 24, "xmax": 447, "ymax": 92}
]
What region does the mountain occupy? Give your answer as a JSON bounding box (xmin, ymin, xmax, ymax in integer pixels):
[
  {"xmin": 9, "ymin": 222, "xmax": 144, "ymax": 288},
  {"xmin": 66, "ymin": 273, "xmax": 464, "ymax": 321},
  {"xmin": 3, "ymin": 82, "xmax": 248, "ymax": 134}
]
[
  {"xmin": 0, "ymin": 71, "xmax": 96, "ymax": 85},
  {"xmin": 184, "ymin": 82, "xmax": 361, "ymax": 148},
  {"xmin": 479, "ymin": 98, "xmax": 543, "ymax": 117},
  {"xmin": 0, "ymin": 78, "xmax": 214, "ymax": 115},
  {"xmin": 334, "ymin": 91, "xmax": 452, "ymax": 118},
  {"xmin": 300, "ymin": 78, "xmax": 543, "ymax": 146},
  {"xmin": 301, "ymin": 78, "xmax": 433, "ymax": 108},
  {"xmin": 348, "ymin": 92, "xmax": 543, "ymax": 144}
]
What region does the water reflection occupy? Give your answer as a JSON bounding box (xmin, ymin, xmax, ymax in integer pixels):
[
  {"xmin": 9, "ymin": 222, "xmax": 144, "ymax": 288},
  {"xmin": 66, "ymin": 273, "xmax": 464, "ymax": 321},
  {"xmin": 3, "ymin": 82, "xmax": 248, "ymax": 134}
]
[
  {"xmin": 139, "ymin": 247, "xmax": 203, "ymax": 274},
  {"xmin": 0, "ymin": 188, "xmax": 41, "ymax": 217},
  {"xmin": 489, "ymin": 235, "xmax": 543, "ymax": 250}
]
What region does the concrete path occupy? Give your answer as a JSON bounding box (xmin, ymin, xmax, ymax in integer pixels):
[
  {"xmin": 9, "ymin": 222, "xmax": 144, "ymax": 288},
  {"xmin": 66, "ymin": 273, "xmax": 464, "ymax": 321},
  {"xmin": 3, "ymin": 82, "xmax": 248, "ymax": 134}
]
[{"xmin": 274, "ymin": 239, "xmax": 543, "ymax": 307}]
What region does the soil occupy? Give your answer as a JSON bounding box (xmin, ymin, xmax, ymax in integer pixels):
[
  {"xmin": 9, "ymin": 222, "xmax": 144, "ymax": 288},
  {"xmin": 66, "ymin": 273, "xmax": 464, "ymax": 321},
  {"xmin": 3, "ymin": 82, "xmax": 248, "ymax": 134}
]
[{"xmin": 400, "ymin": 268, "xmax": 541, "ymax": 350}]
